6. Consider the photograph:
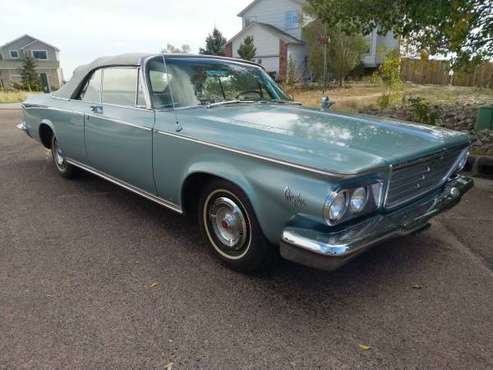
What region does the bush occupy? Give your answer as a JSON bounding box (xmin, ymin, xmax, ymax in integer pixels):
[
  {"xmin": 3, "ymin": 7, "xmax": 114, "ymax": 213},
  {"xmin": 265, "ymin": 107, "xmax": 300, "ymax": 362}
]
[{"xmin": 408, "ymin": 97, "xmax": 441, "ymax": 125}]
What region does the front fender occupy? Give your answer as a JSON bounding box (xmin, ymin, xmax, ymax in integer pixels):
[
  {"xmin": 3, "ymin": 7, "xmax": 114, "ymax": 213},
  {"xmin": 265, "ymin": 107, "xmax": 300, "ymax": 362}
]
[{"xmin": 181, "ymin": 159, "xmax": 334, "ymax": 244}]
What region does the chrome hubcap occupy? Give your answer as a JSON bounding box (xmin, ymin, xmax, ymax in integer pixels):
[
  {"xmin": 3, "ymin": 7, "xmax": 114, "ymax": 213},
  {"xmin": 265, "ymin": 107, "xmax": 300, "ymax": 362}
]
[{"xmin": 208, "ymin": 197, "xmax": 248, "ymax": 250}]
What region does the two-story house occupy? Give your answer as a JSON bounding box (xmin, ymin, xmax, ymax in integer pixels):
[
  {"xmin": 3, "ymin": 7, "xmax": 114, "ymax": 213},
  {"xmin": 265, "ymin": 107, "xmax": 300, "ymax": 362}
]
[
  {"xmin": 0, "ymin": 35, "xmax": 64, "ymax": 92},
  {"xmin": 225, "ymin": 0, "xmax": 399, "ymax": 81}
]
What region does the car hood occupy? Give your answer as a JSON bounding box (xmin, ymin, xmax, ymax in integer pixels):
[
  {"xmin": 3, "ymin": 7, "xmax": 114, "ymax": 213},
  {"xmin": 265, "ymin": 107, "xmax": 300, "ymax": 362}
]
[{"xmin": 176, "ymin": 104, "xmax": 470, "ymax": 176}]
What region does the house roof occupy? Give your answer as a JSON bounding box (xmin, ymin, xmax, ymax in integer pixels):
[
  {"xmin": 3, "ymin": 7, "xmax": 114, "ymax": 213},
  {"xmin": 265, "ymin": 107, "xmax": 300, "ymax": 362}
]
[
  {"xmin": 227, "ymin": 22, "xmax": 303, "ymax": 45},
  {"xmin": 0, "ymin": 34, "xmax": 60, "ymax": 51},
  {"xmin": 238, "ymin": 0, "xmax": 304, "ymax": 16}
]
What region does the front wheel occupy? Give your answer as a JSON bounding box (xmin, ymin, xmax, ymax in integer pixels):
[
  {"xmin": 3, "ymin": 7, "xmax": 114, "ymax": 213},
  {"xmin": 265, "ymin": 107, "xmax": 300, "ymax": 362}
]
[
  {"xmin": 198, "ymin": 180, "xmax": 275, "ymax": 273},
  {"xmin": 51, "ymin": 136, "xmax": 75, "ymax": 179}
]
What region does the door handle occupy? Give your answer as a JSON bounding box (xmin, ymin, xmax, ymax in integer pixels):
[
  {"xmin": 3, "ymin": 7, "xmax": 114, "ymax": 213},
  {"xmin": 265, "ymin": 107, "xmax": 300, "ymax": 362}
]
[{"xmin": 90, "ymin": 105, "xmax": 103, "ymax": 114}]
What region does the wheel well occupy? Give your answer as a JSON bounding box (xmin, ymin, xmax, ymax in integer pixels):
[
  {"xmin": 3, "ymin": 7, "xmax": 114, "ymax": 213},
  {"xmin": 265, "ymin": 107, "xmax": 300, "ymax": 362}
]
[
  {"xmin": 39, "ymin": 124, "xmax": 54, "ymax": 149},
  {"xmin": 182, "ymin": 173, "xmax": 232, "ymax": 216}
]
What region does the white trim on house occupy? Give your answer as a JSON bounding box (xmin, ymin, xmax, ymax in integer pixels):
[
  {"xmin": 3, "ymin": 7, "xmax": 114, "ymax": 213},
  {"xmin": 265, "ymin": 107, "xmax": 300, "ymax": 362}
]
[
  {"xmin": 228, "ymin": 22, "xmax": 303, "ymax": 45},
  {"xmin": 31, "ymin": 49, "xmax": 48, "ymax": 60},
  {"xmin": 9, "ymin": 50, "xmax": 19, "ymax": 59}
]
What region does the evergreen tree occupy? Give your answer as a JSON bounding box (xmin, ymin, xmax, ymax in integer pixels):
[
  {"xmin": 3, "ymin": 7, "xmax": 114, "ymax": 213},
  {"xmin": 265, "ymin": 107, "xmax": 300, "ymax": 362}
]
[
  {"xmin": 20, "ymin": 56, "xmax": 41, "ymax": 91},
  {"xmin": 237, "ymin": 36, "xmax": 256, "ymax": 61},
  {"xmin": 200, "ymin": 27, "xmax": 227, "ymax": 56}
]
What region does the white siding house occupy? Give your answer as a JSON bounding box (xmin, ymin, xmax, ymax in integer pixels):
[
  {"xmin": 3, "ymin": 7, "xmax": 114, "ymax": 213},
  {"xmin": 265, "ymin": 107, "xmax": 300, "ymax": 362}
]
[
  {"xmin": 0, "ymin": 34, "xmax": 64, "ymax": 91},
  {"xmin": 225, "ymin": 0, "xmax": 399, "ymax": 81}
]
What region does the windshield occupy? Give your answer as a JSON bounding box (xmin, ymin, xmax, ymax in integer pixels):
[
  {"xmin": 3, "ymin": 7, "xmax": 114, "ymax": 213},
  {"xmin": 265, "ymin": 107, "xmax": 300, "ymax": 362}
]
[{"xmin": 146, "ymin": 57, "xmax": 291, "ymax": 109}]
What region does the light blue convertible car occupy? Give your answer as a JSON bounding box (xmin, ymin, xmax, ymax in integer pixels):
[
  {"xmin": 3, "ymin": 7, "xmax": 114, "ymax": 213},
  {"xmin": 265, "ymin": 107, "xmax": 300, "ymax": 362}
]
[{"xmin": 18, "ymin": 54, "xmax": 473, "ymax": 272}]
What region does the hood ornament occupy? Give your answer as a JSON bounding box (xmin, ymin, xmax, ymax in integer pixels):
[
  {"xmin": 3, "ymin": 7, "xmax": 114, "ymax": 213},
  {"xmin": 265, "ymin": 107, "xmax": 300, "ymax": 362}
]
[{"xmin": 321, "ymin": 96, "xmax": 335, "ymax": 111}]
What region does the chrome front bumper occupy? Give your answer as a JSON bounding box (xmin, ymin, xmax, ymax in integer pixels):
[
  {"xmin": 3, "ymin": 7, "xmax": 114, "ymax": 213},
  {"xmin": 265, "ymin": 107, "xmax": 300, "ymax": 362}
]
[{"xmin": 280, "ymin": 175, "xmax": 474, "ymax": 271}]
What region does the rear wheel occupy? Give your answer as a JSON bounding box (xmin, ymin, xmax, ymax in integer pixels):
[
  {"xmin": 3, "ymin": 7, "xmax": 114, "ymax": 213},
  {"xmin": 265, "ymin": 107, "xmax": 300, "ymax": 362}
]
[
  {"xmin": 51, "ymin": 135, "xmax": 75, "ymax": 179},
  {"xmin": 198, "ymin": 180, "xmax": 274, "ymax": 273}
]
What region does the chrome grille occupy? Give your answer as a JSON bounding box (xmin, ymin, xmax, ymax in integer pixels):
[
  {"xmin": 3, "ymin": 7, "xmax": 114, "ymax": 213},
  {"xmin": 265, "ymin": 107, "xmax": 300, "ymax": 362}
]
[{"xmin": 385, "ymin": 148, "xmax": 464, "ymax": 209}]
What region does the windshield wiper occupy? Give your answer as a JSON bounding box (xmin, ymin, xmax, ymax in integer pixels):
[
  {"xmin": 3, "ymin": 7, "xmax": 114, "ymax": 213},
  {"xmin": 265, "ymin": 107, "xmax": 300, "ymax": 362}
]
[{"xmin": 206, "ymin": 100, "xmax": 256, "ymax": 109}]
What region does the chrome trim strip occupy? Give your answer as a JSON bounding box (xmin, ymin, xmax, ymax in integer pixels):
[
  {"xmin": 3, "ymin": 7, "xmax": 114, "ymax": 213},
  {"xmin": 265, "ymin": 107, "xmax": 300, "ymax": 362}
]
[
  {"xmin": 101, "ymin": 101, "xmax": 153, "ymax": 112},
  {"xmin": 22, "ymin": 105, "xmax": 85, "ymax": 116},
  {"xmin": 383, "ymin": 164, "xmax": 393, "ymax": 207},
  {"xmin": 392, "ymin": 145, "xmax": 466, "ymax": 170},
  {"xmin": 65, "ymin": 158, "xmax": 183, "ymax": 214},
  {"xmin": 141, "ymin": 55, "xmax": 158, "ymax": 110},
  {"xmin": 86, "ymin": 113, "xmax": 152, "ymax": 131},
  {"xmin": 155, "ymin": 130, "xmax": 381, "ymax": 179}
]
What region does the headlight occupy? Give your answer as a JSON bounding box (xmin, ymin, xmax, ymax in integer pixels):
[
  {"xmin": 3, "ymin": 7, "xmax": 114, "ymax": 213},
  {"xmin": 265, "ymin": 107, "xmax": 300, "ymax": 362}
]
[
  {"xmin": 324, "ymin": 191, "xmax": 348, "ymax": 224},
  {"xmin": 350, "ymin": 187, "xmax": 368, "ymax": 212}
]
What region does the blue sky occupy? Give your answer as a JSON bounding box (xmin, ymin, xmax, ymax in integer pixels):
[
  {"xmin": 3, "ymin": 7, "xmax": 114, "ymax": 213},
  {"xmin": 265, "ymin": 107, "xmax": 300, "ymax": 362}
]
[{"xmin": 0, "ymin": 0, "xmax": 252, "ymax": 79}]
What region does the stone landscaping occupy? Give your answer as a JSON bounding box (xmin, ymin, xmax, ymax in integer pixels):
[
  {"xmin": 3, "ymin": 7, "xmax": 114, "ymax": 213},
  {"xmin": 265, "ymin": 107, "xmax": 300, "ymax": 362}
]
[{"xmin": 360, "ymin": 100, "xmax": 493, "ymax": 156}]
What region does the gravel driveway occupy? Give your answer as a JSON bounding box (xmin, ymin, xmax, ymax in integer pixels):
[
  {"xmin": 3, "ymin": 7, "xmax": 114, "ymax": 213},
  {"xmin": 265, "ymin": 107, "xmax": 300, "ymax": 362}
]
[{"xmin": 1, "ymin": 110, "xmax": 492, "ymax": 369}]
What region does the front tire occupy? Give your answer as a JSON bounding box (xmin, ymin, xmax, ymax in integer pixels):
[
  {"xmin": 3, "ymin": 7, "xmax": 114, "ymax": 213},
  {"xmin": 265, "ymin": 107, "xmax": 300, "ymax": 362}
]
[
  {"xmin": 51, "ymin": 135, "xmax": 75, "ymax": 179},
  {"xmin": 198, "ymin": 180, "xmax": 274, "ymax": 273}
]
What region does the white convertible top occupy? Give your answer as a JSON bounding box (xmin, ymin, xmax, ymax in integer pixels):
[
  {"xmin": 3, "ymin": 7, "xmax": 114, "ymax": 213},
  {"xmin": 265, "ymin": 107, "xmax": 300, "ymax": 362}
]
[
  {"xmin": 53, "ymin": 53, "xmax": 150, "ymax": 99},
  {"xmin": 53, "ymin": 53, "xmax": 264, "ymax": 99}
]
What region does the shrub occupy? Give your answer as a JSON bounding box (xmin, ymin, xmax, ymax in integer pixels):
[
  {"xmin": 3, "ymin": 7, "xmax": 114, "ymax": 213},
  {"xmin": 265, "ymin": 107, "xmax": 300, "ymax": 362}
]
[{"xmin": 408, "ymin": 96, "xmax": 441, "ymax": 125}]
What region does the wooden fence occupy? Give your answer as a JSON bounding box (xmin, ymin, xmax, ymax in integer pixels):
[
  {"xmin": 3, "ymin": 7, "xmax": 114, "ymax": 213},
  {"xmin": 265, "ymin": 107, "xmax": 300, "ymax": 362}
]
[{"xmin": 400, "ymin": 58, "xmax": 493, "ymax": 88}]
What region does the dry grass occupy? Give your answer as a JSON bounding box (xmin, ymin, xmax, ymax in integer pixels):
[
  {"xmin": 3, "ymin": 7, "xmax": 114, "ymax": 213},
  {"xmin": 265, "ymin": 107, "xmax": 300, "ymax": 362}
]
[
  {"xmin": 288, "ymin": 82, "xmax": 493, "ymax": 112},
  {"xmin": 0, "ymin": 91, "xmax": 27, "ymax": 104}
]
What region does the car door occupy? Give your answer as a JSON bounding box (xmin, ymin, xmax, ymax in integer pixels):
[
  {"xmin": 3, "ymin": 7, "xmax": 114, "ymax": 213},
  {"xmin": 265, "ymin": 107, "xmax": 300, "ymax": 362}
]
[{"xmin": 83, "ymin": 66, "xmax": 156, "ymax": 193}]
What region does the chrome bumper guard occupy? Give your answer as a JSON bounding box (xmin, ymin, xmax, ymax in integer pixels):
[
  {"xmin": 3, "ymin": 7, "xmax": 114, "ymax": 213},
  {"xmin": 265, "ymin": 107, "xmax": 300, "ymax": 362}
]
[
  {"xmin": 280, "ymin": 175, "xmax": 474, "ymax": 271},
  {"xmin": 16, "ymin": 121, "xmax": 31, "ymax": 137}
]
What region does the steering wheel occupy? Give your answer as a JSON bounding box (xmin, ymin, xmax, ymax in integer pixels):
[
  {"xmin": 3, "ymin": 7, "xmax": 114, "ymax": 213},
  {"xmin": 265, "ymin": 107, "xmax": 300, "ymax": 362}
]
[{"xmin": 235, "ymin": 90, "xmax": 262, "ymax": 100}]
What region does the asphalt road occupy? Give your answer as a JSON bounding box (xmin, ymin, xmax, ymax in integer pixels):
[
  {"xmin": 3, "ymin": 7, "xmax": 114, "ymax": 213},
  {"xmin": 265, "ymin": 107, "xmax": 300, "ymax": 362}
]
[{"xmin": 1, "ymin": 110, "xmax": 492, "ymax": 369}]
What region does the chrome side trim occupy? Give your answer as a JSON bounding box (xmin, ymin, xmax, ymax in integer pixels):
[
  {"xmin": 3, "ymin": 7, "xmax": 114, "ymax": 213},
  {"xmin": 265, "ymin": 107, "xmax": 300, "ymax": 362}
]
[
  {"xmin": 65, "ymin": 158, "xmax": 183, "ymax": 214},
  {"xmin": 22, "ymin": 105, "xmax": 85, "ymax": 116},
  {"xmin": 154, "ymin": 130, "xmax": 381, "ymax": 179},
  {"xmin": 392, "ymin": 145, "xmax": 467, "ymax": 170},
  {"xmin": 85, "ymin": 113, "xmax": 152, "ymax": 132}
]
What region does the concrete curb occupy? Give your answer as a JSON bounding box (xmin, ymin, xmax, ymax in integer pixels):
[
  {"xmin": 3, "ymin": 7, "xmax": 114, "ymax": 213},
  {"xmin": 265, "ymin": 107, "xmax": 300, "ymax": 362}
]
[{"xmin": 464, "ymin": 155, "xmax": 493, "ymax": 179}]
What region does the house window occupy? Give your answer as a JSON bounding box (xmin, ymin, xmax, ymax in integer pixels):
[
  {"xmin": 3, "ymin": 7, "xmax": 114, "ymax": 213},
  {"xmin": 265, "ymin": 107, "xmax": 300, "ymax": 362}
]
[
  {"xmin": 285, "ymin": 11, "xmax": 299, "ymax": 30},
  {"xmin": 9, "ymin": 50, "xmax": 19, "ymax": 59},
  {"xmin": 32, "ymin": 50, "xmax": 48, "ymax": 60}
]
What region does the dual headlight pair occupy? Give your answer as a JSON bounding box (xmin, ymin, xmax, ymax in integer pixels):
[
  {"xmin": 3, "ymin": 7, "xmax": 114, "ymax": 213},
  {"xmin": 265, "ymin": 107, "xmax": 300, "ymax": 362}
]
[{"xmin": 323, "ymin": 185, "xmax": 377, "ymax": 226}]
